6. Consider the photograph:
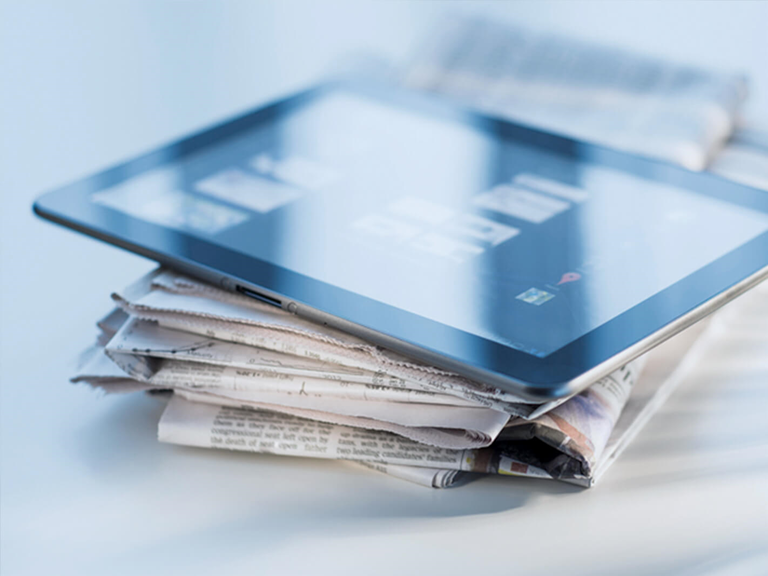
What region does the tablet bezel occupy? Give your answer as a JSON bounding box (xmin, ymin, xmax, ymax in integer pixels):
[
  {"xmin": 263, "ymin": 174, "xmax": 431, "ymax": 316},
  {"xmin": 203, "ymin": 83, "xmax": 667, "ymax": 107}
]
[{"xmin": 33, "ymin": 82, "xmax": 768, "ymax": 399}]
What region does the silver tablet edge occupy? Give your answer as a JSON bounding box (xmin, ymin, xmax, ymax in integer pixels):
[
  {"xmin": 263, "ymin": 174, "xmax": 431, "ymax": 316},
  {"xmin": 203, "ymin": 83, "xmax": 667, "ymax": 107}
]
[
  {"xmin": 34, "ymin": 202, "xmax": 768, "ymax": 402},
  {"xmin": 271, "ymin": 264, "xmax": 768, "ymax": 402}
]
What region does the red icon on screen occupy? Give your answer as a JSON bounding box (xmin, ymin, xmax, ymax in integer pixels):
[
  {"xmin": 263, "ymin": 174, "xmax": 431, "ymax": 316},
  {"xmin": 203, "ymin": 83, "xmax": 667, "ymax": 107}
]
[{"xmin": 557, "ymin": 272, "xmax": 581, "ymax": 285}]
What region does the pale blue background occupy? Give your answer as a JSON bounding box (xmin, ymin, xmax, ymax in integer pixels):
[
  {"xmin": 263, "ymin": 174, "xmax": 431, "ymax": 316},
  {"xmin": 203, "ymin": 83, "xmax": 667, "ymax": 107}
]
[{"xmin": 1, "ymin": 3, "xmax": 767, "ymax": 575}]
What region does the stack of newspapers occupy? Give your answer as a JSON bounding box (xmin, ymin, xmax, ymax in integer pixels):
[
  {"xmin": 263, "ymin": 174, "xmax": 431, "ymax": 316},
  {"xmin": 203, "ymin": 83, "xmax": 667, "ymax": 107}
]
[
  {"xmin": 74, "ymin": 268, "xmax": 707, "ymax": 489},
  {"xmin": 72, "ymin": 16, "xmax": 767, "ymax": 489}
]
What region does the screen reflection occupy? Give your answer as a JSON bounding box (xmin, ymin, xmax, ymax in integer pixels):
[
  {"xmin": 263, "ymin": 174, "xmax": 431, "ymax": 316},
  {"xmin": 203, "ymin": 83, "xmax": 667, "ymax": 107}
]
[{"xmin": 90, "ymin": 90, "xmax": 768, "ymax": 358}]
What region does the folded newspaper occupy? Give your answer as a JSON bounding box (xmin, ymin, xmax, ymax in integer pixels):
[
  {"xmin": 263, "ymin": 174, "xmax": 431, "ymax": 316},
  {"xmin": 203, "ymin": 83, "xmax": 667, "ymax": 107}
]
[
  {"xmin": 401, "ymin": 15, "xmax": 747, "ymax": 171},
  {"xmin": 73, "ymin": 268, "xmax": 711, "ymax": 488}
]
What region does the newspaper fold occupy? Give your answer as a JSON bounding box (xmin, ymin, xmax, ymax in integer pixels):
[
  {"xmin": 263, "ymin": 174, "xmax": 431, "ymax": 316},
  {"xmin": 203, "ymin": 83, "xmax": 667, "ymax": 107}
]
[
  {"xmin": 106, "ymin": 316, "xmax": 479, "ymax": 407},
  {"xmin": 71, "ymin": 267, "xmax": 663, "ymax": 485},
  {"xmin": 352, "ymin": 461, "xmax": 464, "ymax": 489},
  {"xmin": 155, "ymin": 316, "xmax": 706, "ymax": 487},
  {"xmin": 73, "ymin": 265, "xmax": 728, "ymax": 486},
  {"xmin": 75, "ymin": 348, "xmax": 507, "ymax": 450}
]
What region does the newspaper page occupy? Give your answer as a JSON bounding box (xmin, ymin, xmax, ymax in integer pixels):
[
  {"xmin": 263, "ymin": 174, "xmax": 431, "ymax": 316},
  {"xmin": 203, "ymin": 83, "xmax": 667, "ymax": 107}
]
[
  {"xmin": 75, "ymin": 350, "xmax": 507, "ymax": 450},
  {"xmin": 153, "ymin": 352, "xmax": 645, "ymax": 485},
  {"xmin": 158, "ymin": 394, "xmax": 522, "ymax": 472},
  {"xmin": 75, "ymin": 338, "xmax": 644, "ymax": 477},
  {"xmin": 130, "ymin": 361, "xmax": 512, "ymax": 446},
  {"xmin": 73, "ymin": 345, "xmax": 153, "ymax": 395},
  {"xmin": 154, "ymin": 315, "xmax": 704, "ymax": 488},
  {"xmin": 402, "ymin": 15, "xmax": 746, "ymax": 170},
  {"xmin": 155, "ymin": 394, "xmax": 567, "ymax": 480}
]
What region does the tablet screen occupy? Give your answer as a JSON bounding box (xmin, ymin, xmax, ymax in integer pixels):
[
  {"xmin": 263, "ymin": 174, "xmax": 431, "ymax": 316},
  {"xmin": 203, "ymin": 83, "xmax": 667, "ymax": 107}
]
[{"xmin": 89, "ymin": 91, "xmax": 768, "ymax": 358}]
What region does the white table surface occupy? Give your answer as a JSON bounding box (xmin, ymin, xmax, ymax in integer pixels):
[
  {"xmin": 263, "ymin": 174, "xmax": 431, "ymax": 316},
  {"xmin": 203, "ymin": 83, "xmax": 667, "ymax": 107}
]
[{"xmin": 1, "ymin": 3, "xmax": 767, "ymax": 575}]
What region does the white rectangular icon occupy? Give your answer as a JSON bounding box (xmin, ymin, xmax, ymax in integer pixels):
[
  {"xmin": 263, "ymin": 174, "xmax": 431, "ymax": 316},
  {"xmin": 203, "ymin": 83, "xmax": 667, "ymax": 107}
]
[
  {"xmin": 195, "ymin": 169, "xmax": 302, "ymax": 213},
  {"xmin": 352, "ymin": 214, "xmax": 422, "ymax": 243},
  {"xmin": 93, "ymin": 185, "xmax": 248, "ymax": 234},
  {"xmin": 410, "ymin": 232, "xmax": 485, "ymax": 263},
  {"xmin": 442, "ymin": 214, "xmax": 520, "ymax": 246},
  {"xmin": 473, "ymin": 185, "xmax": 568, "ymax": 223},
  {"xmin": 388, "ymin": 196, "xmax": 456, "ymax": 225},
  {"xmin": 514, "ymin": 173, "xmax": 589, "ymax": 203}
]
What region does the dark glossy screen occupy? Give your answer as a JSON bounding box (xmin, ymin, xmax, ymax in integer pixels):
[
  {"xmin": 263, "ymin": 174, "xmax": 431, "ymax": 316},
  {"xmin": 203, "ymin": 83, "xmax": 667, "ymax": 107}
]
[{"xmin": 85, "ymin": 90, "xmax": 768, "ymax": 358}]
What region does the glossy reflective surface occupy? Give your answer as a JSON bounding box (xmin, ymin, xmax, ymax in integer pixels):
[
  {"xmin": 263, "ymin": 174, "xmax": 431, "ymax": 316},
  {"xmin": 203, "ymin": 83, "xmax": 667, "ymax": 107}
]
[{"xmin": 35, "ymin": 83, "xmax": 768, "ymax": 389}]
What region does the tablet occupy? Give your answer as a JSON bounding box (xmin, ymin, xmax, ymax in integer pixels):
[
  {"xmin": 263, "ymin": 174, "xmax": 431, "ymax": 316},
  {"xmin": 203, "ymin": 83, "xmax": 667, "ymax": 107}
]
[{"xmin": 34, "ymin": 82, "xmax": 768, "ymax": 400}]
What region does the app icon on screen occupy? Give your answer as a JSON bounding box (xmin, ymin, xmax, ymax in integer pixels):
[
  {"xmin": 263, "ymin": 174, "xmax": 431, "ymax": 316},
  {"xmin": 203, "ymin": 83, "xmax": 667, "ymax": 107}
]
[{"xmin": 516, "ymin": 287, "xmax": 555, "ymax": 306}]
